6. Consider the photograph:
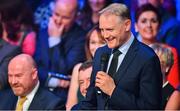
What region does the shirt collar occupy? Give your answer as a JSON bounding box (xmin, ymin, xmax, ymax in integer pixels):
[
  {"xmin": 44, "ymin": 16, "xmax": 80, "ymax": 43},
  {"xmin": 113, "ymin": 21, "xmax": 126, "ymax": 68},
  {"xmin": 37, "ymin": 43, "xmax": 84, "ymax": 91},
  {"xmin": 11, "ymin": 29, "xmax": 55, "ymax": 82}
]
[
  {"xmin": 18, "ymin": 81, "xmax": 40, "ymax": 102},
  {"xmin": 114, "ymin": 32, "xmax": 134, "ymax": 55}
]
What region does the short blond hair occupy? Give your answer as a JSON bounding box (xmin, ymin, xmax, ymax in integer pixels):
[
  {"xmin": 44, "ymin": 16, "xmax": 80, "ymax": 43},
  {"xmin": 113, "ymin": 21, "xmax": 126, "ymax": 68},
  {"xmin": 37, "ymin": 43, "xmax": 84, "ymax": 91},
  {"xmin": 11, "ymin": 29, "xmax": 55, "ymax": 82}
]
[{"xmin": 99, "ymin": 3, "xmax": 130, "ymax": 20}]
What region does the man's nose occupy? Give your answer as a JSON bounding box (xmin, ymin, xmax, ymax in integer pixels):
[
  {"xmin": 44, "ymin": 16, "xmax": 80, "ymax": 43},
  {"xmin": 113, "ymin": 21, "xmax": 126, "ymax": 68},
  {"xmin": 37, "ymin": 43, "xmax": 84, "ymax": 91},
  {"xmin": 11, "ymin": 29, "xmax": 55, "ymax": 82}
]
[
  {"xmin": 84, "ymin": 80, "xmax": 90, "ymax": 90},
  {"xmin": 103, "ymin": 31, "xmax": 110, "ymax": 38},
  {"xmin": 11, "ymin": 77, "xmax": 17, "ymax": 84},
  {"xmin": 56, "ymin": 16, "xmax": 62, "ymax": 25}
]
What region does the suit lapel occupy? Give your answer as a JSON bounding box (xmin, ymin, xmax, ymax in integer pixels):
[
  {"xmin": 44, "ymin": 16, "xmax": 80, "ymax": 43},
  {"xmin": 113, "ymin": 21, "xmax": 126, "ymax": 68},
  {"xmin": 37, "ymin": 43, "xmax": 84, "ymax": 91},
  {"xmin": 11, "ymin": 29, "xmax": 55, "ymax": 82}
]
[
  {"xmin": 28, "ymin": 87, "xmax": 43, "ymax": 110},
  {"xmin": 114, "ymin": 39, "xmax": 139, "ymax": 85}
]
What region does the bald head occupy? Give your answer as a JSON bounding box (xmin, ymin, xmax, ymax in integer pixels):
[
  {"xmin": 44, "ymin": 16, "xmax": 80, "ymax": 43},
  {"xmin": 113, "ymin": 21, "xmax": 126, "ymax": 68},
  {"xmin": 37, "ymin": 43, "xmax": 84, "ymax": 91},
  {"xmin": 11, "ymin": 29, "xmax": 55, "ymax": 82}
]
[
  {"xmin": 8, "ymin": 54, "xmax": 38, "ymax": 96},
  {"xmin": 9, "ymin": 54, "xmax": 36, "ymax": 70},
  {"xmin": 55, "ymin": 0, "xmax": 78, "ymax": 11},
  {"xmin": 52, "ymin": 0, "xmax": 78, "ymax": 32}
]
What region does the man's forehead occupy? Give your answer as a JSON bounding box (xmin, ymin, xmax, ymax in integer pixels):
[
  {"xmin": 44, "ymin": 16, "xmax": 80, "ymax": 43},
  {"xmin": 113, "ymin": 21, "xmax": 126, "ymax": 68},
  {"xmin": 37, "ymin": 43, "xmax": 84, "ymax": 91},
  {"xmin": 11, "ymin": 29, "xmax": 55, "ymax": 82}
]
[{"xmin": 99, "ymin": 16, "xmax": 120, "ymax": 28}]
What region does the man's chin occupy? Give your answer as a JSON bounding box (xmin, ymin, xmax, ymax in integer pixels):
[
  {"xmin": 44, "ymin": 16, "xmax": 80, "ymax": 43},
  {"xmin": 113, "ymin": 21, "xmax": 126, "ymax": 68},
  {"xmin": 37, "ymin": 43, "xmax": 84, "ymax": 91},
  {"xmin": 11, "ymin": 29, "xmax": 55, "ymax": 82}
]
[
  {"xmin": 107, "ymin": 44, "xmax": 116, "ymax": 49},
  {"xmin": 13, "ymin": 91, "xmax": 22, "ymax": 96},
  {"xmin": 12, "ymin": 88, "xmax": 23, "ymax": 96}
]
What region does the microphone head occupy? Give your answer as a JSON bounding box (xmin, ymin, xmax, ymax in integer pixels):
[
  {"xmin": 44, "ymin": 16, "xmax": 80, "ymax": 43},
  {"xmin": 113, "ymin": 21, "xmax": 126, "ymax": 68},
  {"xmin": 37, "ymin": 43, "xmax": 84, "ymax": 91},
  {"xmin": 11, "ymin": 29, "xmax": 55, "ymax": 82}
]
[
  {"xmin": 101, "ymin": 53, "xmax": 109, "ymax": 63},
  {"xmin": 100, "ymin": 53, "xmax": 109, "ymax": 71}
]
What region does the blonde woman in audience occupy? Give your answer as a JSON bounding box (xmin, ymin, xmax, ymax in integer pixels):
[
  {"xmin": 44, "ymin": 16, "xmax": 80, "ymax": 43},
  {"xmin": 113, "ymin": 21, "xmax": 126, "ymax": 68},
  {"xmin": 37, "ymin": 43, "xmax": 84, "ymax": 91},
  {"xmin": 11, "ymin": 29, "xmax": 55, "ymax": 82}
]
[
  {"xmin": 66, "ymin": 25, "xmax": 105, "ymax": 110},
  {"xmin": 151, "ymin": 43, "xmax": 175, "ymax": 109}
]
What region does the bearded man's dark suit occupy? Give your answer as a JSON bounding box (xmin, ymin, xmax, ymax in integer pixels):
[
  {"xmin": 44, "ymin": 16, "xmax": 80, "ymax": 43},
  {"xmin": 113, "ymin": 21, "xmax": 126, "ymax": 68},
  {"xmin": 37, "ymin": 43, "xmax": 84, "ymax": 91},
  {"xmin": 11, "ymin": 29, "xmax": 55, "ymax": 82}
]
[
  {"xmin": 0, "ymin": 39, "xmax": 21, "ymax": 90},
  {"xmin": 74, "ymin": 38, "xmax": 162, "ymax": 110},
  {"xmin": 0, "ymin": 87, "xmax": 65, "ymax": 110}
]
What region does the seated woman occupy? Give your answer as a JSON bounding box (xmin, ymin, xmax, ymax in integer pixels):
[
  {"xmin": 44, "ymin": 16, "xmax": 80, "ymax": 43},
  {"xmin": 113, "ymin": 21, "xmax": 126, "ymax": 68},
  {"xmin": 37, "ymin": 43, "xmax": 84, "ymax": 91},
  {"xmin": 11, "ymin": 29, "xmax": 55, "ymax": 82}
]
[
  {"xmin": 165, "ymin": 84, "xmax": 180, "ymax": 110},
  {"xmin": 151, "ymin": 43, "xmax": 175, "ymax": 108},
  {"xmin": 66, "ymin": 25, "xmax": 105, "ymax": 110},
  {"xmin": 135, "ymin": 3, "xmax": 179, "ymax": 88},
  {"xmin": 0, "ymin": 0, "xmax": 37, "ymax": 56}
]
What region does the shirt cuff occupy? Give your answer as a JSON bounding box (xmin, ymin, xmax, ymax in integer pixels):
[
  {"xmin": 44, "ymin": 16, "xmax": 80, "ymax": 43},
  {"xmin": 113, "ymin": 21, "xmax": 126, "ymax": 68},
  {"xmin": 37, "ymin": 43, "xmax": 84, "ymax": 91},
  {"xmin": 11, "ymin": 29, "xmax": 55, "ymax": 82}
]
[
  {"xmin": 48, "ymin": 77, "xmax": 59, "ymax": 88},
  {"xmin": 48, "ymin": 37, "xmax": 61, "ymax": 47}
]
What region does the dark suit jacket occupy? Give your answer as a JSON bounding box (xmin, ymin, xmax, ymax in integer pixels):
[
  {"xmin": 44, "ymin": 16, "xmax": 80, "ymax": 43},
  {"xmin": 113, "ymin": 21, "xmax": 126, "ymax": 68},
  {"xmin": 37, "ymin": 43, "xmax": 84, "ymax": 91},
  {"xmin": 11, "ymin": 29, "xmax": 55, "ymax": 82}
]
[
  {"xmin": 74, "ymin": 38, "xmax": 162, "ymax": 110},
  {"xmin": 0, "ymin": 39, "xmax": 21, "ymax": 89},
  {"xmin": 34, "ymin": 23, "xmax": 86, "ymax": 85},
  {"xmin": 0, "ymin": 86, "xmax": 65, "ymax": 110}
]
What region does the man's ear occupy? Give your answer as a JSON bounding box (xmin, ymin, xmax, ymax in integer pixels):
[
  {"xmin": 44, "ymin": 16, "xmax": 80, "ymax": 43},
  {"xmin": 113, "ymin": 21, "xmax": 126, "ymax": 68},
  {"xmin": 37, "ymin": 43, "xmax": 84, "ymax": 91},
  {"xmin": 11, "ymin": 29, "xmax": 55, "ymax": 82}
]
[
  {"xmin": 124, "ymin": 19, "xmax": 131, "ymax": 31},
  {"xmin": 32, "ymin": 68, "xmax": 38, "ymax": 80}
]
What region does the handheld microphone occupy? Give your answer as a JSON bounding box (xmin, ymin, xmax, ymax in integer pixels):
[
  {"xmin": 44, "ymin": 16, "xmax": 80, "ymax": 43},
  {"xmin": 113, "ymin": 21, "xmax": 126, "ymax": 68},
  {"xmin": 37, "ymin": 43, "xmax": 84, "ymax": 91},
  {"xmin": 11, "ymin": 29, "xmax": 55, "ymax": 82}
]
[{"xmin": 97, "ymin": 53, "xmax": 109, "ymax": 94}]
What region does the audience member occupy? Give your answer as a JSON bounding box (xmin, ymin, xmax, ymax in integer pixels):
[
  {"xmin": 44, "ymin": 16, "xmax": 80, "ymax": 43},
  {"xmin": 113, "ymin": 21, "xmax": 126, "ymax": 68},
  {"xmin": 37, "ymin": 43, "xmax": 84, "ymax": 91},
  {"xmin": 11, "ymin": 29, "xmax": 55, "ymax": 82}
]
[
  {"xmin": 0, "ymin": 54, "xmax": 65, "ymax": 110},
  {"xmin": 0, "ymin": 0, "xmax": 37, "ymax": 56},
  {"xmin": 34, "ymin": 0, "xmax": 86, "ymax": 102},
  {"xmin": 73, "ymin": 3, "xmax": 162, "ymax": 110},
  {"xmin": 165, "ymin": 84, "xmax": 180, "ymax": 110},
  {"xmin": 151, "ymin": 43, "xmax": 175, "ymax": 109},
  {"xmin": 0, "ymin": 22, "xmax": 21, "ymax": 90},
  {"xmin": 135, "ymin": 3, "xmax": 180, "ymax": 88},
  {"xmin": 78, "ymin": 60, "xmax": 93, "ymax": 97},
  {"xmin": 76, "ymin": 0, "xmax": 112, "ymax": 31},
  {"xmin": 34, "ymin": 0, "xmax": 84, "ymax": 29},
  {"xmin": 134, "ymin": 0, "xmax": 180, "ymax": 60},
  {"xmin": 67, "ymin": 60, "xmax": 93, "ymax": 110},
  {"xmin": 66, "ymin": 26, "xmax": 105, "ymax": 110}
]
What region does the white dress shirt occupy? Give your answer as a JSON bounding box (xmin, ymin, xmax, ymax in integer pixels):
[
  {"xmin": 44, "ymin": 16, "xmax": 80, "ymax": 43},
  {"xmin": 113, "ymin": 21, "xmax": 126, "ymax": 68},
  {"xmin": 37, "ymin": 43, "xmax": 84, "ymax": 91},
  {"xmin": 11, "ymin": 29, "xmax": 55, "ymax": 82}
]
[
  {"xmin": 107, "ymin": 33, "xmax": 135, "ymax": 73},
  {"xmin": 16, "ymin": 81, "xmax": 40, "ymax": 111}
]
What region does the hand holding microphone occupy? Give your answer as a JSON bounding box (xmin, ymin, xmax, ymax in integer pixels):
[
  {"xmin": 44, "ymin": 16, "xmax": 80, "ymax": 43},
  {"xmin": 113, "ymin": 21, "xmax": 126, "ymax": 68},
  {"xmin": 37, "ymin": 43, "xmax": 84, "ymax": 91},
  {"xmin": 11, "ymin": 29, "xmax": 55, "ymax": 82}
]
[
  {"xmin": 96, "ymin": 53, "xmax": 108, "ymax": 94},
  {"xmin": 95, "ymin": 53, "xmax": 116, "ymax": 96}
]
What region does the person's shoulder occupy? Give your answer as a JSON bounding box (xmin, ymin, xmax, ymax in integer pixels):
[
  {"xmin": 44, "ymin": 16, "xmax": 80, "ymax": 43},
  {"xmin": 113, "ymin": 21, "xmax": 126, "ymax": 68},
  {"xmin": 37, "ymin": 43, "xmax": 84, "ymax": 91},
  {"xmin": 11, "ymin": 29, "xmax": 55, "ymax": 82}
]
[
  {"xmin": 70, "ymin": 23, "xmax": 87, "ymax": 35},
  {"xmin": 2, "ymin": 40, "xmax": 21, "ymax": 52},
  {"xmin": 96, "ymin": 45, "xmax": 110, "ymax": 53},
  {"xmin": 39, "ymin": 87, "xmax": 59, "ymax": 99},
  {"xmin": 0, "ymin": 88, "xmax": 16, "ymax": 99},
  {"xmin": 35, "ymin": 87, "xmax": 65, "ymax": 109},
  {"xmin": 136, "ymin": 40, "xmax": 157, "ymax": 59}
]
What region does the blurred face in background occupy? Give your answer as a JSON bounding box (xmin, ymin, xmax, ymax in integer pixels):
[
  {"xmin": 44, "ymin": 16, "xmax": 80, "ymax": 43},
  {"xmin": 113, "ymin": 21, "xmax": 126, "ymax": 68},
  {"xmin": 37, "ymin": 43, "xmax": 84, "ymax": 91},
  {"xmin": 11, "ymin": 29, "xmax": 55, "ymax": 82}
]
[
  {"xmin": 79, "ymin": 67, "xmax": 92, "ymax": 97},
  {"xmin": 89, "ymin": 29, "xmax": 105, "ymax": 57},
  {"xmin": 52, "ymin": 0, "xmax": 77, "ymax": 32},
  {"xmin": 138, "ymin": 0, "xmax": 162, "ymax": 7},
  {"xmin": 88, "ymin": 0, "xmax": 106, "ymax": 12},
  {"xmin": 135, "ymin": 11, "xmax": 159, "ymax": 45}
]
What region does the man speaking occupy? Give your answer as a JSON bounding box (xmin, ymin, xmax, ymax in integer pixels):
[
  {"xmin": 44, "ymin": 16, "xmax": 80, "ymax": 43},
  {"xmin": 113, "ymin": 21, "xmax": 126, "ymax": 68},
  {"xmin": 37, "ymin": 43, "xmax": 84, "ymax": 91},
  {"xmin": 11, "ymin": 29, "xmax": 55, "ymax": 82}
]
[{"xmin": 73, "ymin": 3, "xmax": 162, "ymax": 110}]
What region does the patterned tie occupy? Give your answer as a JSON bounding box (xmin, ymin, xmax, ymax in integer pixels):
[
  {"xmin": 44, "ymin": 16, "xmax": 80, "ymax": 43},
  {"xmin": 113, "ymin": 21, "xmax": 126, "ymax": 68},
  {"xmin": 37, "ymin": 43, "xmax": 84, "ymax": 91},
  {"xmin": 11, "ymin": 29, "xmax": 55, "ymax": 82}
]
[
  {"xmin": 108, "ymin": 49, "xmax": 121, "ymax": 78},
  {"xmin": 16, "ymin": 96, "xmax": 27, "ymax": 111}
]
